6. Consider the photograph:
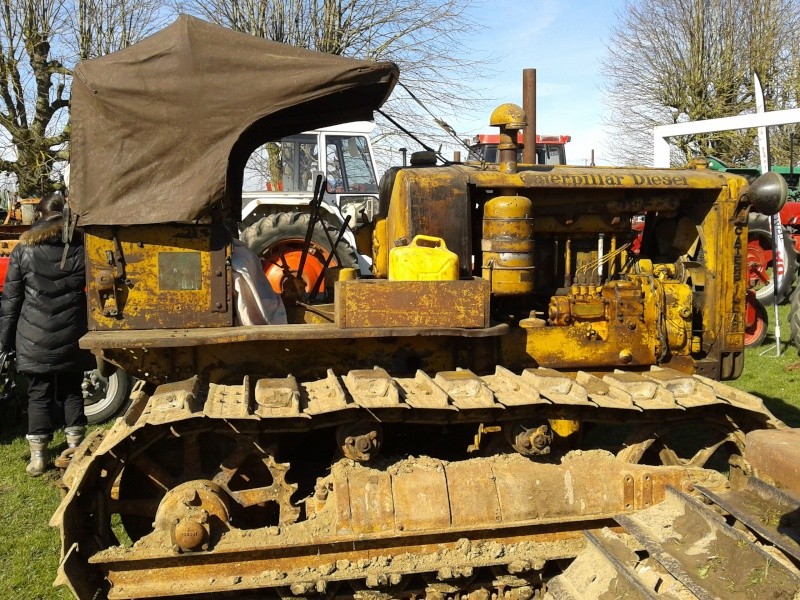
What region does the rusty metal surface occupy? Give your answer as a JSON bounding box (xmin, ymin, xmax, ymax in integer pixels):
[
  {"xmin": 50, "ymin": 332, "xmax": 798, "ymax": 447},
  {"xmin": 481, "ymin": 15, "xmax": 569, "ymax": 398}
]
[
  {"xmin": 118, "ymin": 365, "xmax": 776, "ymax": 427},
  {"xmin": 80, "ymin": 322, "xmax": 510, "ymax": 350},
  {"xmin": 52, "ymin": 366, "xmax": 783, "ymax": 599},
  {"xmin": 522, "ymin": 69, "xmax": 536, "ymax": 165},
  {"xmin": 385, "ymin": 168, "xmax": 474, "ymax": 279},
  {"xmin": 60, "ymin": 428, "xmax": 726, "ymax": 599},
  {"xmin": 85, "ymin": 225, "xmax": 232, "ymax": 330},
  {"xmin": 545, "ymin": 529, "xmax": 663, "ymax": 599},
  {"xmin": 55, "ymin": 152, "xmax": 778, "ymax": 599},
  {"xmin": 547, "ymin": 481, "xmax": 800, "ymax": 599},
  {"xmin": 101, "ymin": 531, "xmax": 586, "ymax": 599},
  {"xmin": 335, "ymin": 278, "xmax": 490, "ymax": 329},
  {"xmin": 56, "ymin": 42, "xmax": 786, "ymax": 599},
  {"xmin": 376, "ymin": 163, "xmax": 750, "ymax": 381},
  {"xmin": 617, "ymin": 486, "xmax": 799, "ymax": 597},
  {"xmin": 384, "ymin": 165, "xmax": 733, "ymax": 269},
  {"xmin": 695, "ymin": 477, "xmax": 800, "ymax": 565},
  {"xmin": 745, "ymin": 429, "xmax": 800, "ymax": 494}
]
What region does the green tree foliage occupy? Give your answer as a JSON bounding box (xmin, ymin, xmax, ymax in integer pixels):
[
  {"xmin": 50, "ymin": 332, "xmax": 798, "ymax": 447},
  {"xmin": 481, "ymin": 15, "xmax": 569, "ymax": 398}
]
[{"xmin": 603, "ymin": 0, "xmax": 800, "ymax": 167}]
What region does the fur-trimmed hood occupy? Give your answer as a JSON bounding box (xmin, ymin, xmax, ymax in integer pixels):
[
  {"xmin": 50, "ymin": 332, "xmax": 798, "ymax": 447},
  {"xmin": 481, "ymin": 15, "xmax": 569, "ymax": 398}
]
[
  {"xmin": 0, "ymin": 212, "xmax": 88, "ymax": 375},
  {"xmin": 18, "ymin": 218, "xmax": 63, "ymax": 245}
]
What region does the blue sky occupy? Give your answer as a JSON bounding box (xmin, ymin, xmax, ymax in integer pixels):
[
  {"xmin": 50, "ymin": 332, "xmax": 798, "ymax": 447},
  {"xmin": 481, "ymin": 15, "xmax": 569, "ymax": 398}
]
[{"xmin": 448, "ymin": 0, "xmax": 626, "ymax": 165}]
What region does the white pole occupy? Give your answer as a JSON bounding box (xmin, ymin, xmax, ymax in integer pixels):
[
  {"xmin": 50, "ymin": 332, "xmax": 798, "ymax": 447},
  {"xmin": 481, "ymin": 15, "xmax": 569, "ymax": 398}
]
[{"xmin": 754, "ymin": 73, "xmax": 782, "ymax": 356}]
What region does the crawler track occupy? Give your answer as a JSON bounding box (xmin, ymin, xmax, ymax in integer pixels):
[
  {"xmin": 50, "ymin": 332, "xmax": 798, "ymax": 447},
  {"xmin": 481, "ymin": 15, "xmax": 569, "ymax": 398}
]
[
  {"xmin": 53, "ymin": 365, "xmax": 786, "ymax": 599},
  {"xmin": 547, "ymin": 477, "xmax": 800, "ymax": 599}
]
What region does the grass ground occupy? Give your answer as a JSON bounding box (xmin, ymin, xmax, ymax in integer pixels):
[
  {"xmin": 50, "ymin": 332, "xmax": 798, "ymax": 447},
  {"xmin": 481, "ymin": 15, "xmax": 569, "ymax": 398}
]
[
  {"xmin": 1, "ymin": 306, "xmax": 799, "ymax": 599},
  {"xmin": 0, "ymin": 426, "xmax": 72, "ymax": 599},
  {"xmin": 728, "ymin": 303, "xmax": 800, "ymax": 426}
]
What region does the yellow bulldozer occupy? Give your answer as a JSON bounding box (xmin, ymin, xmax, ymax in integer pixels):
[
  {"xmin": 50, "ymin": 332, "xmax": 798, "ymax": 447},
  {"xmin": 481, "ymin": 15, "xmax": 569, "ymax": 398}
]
[{"xmin": 53, "ymin": 15, "xmax": 800, "ymax": 600}]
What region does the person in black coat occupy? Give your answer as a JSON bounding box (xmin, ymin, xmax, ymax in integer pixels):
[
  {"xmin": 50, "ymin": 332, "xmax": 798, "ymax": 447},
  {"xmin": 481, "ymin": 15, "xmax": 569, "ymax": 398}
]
[{"xmin": 0, "ymin": 192, "xmax": 90, "ymax": 476}]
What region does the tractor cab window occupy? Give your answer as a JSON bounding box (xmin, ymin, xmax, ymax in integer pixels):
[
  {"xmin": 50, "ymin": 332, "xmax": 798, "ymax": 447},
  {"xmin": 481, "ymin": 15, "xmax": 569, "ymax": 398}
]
[
  {"xmin": 274, "ymin": 134, "xmax": 319, "ymax": 192},
  {"xmin": 467, "ymin": 143, "xmax": 565, "ymax": 165},
  {"xmin": 244, "ymin": 134, "xmax": 378, "ymax": 194},
  {"xmin": 468, "ymin": 144, "xmax": 497, "ymax": 163},
  {"xmin": 539, "ymin": 144, "xmax": 565, "ymax": 165},
  {"xmin": 243, "ymin": 134, "xmax": 319, "ymax": 192},
  {"xmin": 325, "ymin": 135, "xmax": 378, "ymax": 193}
]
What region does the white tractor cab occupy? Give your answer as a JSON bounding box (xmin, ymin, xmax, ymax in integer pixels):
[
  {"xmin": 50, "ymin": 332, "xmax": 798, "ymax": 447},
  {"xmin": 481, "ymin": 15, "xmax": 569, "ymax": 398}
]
[{"xmin": 240, "ymin": 121, "xmax": 380, "ymax": 295}]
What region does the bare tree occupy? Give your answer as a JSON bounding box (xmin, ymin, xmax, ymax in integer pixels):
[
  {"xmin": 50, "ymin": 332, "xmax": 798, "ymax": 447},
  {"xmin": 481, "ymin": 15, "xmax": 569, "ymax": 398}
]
[
  {"xmin": 68, "ymin": 0, "xmax": 165, "ymax": 60},
  {"xmin": 0, "ymin": 0, "xmax": 71, "ymax": 196},
  {"xmin": 603, "ymin": 0, "xmax": 800, "ymax": 167},
  {"xmin": 178, "ymin": 0, "xmax": 487, "ymax": 172},
  {"xmin": 0, "ymin": 0, "xmax": 166, "ymax": 198}
]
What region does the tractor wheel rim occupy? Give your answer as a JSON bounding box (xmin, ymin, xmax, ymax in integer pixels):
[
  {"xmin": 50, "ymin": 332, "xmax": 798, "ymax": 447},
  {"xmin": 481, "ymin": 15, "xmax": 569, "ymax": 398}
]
[
  {"xmin": 746, "ymin": 239, "xmax": 774, "ymax": 288},
  {"xmin": 261, "ymin": 240, "xmax": 337, "ymax": 294}
]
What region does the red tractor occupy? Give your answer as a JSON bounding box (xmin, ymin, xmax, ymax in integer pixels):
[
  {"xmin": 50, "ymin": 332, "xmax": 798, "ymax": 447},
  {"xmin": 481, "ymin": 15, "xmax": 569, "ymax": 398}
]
[
  {"xmin": 467, "ymin": 132, "xmax": 571, "ymax": 165},
  {"xmin": 702, "ymin": 159, "xmax": 800, "ymax": 347}
]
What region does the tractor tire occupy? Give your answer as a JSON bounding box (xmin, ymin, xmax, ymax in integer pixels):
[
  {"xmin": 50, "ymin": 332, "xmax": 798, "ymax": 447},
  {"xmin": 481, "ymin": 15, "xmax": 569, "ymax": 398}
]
[
  {"xmin": 744, "ymin": 291, "xmax": 768, "ymax": 348},
  {"xmin": 83, "ymin": 367, "xmax": 133, "ymax": 424},
  {"xmin": 789, "ymin": 285, "xmax": 800, "ymax": 352},
  {"xmin": 240, "ymin": 212, "xmax": 359, "ymax": 295},
  {"xmin": 748, "ymin": 213, "xmax": 797, "ymax": 305}
]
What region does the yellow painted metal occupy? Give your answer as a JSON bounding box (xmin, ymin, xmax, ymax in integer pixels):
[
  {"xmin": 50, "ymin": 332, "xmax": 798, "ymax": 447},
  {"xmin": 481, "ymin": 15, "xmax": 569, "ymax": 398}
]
[
  {"xmin": 378, "ymin": 163, "xmax": 751, "ymax": 374},
  {"xmin": 384, "ymin": 170, "xmax": 412, "ymax": 252},
  {"xmin": 84, "ymin": 224, "xmax": 232, "ymax": 330},
  {"xmin": 608, "ymin": 234, "xmax": 618, "ymax": 277},
  {"xmin": 372, "ymin": 218, "xmax": 388, "ymax": 278},
  {"xmin": 549, "ymin": 419, "xmax": 581, "ymax": 438},
  {"xmin": 517, "ymin": 167, "xmax": 731, "ymax": 190},
  {"xmin": 524, "ymin": 275, "xmax": 667, "ymax": 369},
  {"xmin": 52, "ymin": 60, "xmax": 784, "ymax": 600},
  {"xmin": 352, "ymin": 221, "xmax": 374, "ymax": 257},
  {"xmin": 489, "ymin": 103, "xmax": 527, "ymax": 129},
  {"xmin": 467, "ymin": 424, "xmax": 502, "ymax": 452},
  {"xmin": 482, "ymin": 195, "xmax": 535, "ymax": 295},
  {"xmin": 383, "ymin": 168, "xmax": 473, "ymax": 278},
  {"xmin": 323, "ymin": 266, "xmax": 357, "ymax": 292},
  {"xmin": 335, "ymin": 278, "xmax": 490, "ymax": 329},
  {"xmin": 489, "ymin": 103, "xmax": 526, "ymax": 174},
  {"xmin": 662, "ymin": 279, "xmax": 694, "ymax": 353}
]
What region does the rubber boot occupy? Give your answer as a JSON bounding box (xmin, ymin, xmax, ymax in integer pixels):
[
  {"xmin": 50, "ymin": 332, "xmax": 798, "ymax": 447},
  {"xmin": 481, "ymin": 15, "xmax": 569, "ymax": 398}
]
[
  {"xmin": 54, "ymin": 426, "xmax": 87, "ymax": 469},
  {"xmin": 64, "ymin": 426, "xmax": 86, "ymax": 449},
  {"xmin": 25, "ymin": 434, "xmax": 50, "ymax": 477}
]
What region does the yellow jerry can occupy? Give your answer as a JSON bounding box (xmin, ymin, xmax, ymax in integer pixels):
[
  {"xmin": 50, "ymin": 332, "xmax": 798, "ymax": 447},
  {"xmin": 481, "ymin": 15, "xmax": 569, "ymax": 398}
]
[{"xmin": 389, "ymin": 235, "xmax": 459, "ymax": 281}]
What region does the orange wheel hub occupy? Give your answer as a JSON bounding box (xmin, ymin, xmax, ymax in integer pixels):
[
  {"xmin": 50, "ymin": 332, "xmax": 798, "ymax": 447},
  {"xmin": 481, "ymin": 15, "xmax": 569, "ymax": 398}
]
[{"xmin": 262, "ymin": 241, "xmax": 336, "ymax": 295}]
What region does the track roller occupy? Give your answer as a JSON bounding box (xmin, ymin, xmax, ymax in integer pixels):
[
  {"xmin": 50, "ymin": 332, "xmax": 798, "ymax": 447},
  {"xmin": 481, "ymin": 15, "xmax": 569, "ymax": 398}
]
[{"xmin": 337, "ymin": 422, "xmax": 383, "ymax": 462}]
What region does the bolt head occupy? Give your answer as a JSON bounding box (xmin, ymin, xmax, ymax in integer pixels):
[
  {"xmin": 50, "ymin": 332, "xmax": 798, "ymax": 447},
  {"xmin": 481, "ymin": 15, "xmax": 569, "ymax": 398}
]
[{"xmin": 173, "ymin": 518, "xmax": 207, "ymax": 552}]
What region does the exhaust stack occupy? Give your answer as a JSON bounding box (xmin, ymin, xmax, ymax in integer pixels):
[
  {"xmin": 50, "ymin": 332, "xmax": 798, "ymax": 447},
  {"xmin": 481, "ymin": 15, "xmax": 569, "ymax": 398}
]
[{"xmin": 522, "ymin": 69, "xmax": 536, "ymax": 165}]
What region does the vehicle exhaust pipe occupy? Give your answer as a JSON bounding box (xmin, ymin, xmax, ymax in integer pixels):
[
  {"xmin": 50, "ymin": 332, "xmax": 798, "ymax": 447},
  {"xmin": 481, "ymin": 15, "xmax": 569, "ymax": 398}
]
[{"xmin": 522, "ymin": 69, "xmax": 536, "ymax": 165}]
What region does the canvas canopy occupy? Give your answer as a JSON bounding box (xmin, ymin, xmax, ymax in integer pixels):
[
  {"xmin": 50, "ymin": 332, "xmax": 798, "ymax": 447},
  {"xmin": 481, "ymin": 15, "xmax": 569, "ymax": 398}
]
[{"xmin": 70, "ymin": 15, "xmax": 399, "ymax": 225}]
